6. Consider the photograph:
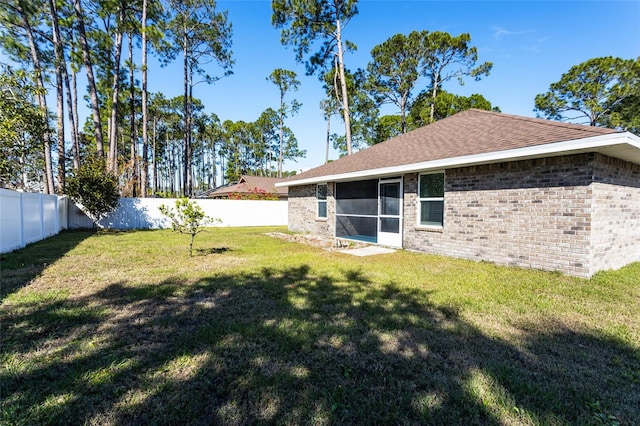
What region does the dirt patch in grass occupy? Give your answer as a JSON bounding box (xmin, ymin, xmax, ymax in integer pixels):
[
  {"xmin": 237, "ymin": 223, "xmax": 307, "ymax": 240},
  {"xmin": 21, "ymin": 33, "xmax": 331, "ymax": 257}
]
[{"xmin": 265, "ymin": 232, "xmax": 370, "ymax": 251}]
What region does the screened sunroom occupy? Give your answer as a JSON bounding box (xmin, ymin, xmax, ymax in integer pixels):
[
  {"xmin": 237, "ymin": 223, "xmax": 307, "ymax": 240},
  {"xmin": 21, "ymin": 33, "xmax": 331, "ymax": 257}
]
[{"xmin": 334, "ymin": 178, "xmax": 403, "ymax": 247}]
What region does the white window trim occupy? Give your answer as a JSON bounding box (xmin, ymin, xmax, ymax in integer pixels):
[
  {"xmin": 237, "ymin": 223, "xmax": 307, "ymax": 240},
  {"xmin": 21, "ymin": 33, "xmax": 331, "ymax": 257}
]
[
  {"xmin": 317, "ymin": 183, "xmax": 328, "ymax": 219},
  {"xmin": 417, "ymin": 172, "xmax": 445, "ymax": 229}
]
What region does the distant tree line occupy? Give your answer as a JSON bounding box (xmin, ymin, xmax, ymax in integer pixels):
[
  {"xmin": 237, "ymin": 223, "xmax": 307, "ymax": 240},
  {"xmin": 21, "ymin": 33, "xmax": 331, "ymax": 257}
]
[{"xmin": 1, "ymin": 0, "xmax": 637, "ymax": 196}]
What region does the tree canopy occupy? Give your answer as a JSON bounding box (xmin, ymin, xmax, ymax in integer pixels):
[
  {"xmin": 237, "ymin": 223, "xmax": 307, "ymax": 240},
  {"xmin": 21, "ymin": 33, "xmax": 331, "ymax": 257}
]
[
  {"xmin": 366, "ymin": 31, "xmax": 423, "ymax": 134},
  {"xmin": 534, "ymin": 56, "xmax": 640, "ymax": 129},
  {"xmin": 420, "ymin": 31, "xmax": 493, "ymax": 123},
  {"xmin": 409, "ymin": 90, "xmax": 500, "ymax": 129},
  {"xmin": 0, "ymin": 66, "xmax": 50, "ymax": 189},
  {"xmin": 272, "ymin": 0, "xmax": 359, "ymax": 154}
]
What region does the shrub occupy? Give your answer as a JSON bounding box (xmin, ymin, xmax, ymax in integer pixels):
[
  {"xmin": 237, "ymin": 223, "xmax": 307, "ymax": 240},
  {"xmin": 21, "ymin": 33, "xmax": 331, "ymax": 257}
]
[{"xmin": 65, "ymin": 155, "xmax": 119, "ymax": 225}]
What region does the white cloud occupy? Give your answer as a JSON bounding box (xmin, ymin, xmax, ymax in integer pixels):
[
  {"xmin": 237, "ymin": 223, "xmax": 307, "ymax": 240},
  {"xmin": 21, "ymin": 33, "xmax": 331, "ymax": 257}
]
[{"xmin": 492, "ymin": 26, "xmax": 531, "ymax": 40}]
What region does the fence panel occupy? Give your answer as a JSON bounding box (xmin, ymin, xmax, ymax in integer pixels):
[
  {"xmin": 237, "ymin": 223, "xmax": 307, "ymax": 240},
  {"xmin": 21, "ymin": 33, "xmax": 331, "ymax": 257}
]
[
  {"xmin": 99, "ymin": 198, "xmax": 288, "ymax": 230},
  {"xmin": 0, "ymin": 189, "xmax": 62, "ymax": 253},
  {"xmin": 57, "ymin": 195, "xmax": 69, "ymax": 230},
  {"xmin": 42, "ymin": 195, "xmax": 59, "ymax": 238},
  {"xmin": 22, "ymin": 192, "xmax": 44, "ymax": 245},
  {"xmin": 0, "ymin": 189, "xmax": 24, "ymax": 253}
]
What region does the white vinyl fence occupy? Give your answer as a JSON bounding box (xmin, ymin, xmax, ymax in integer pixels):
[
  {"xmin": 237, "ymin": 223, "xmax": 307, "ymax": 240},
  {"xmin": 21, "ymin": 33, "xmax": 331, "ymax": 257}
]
[
  {"xmin": 99, "ymin": 198, "xmax": 288, "ymax": 229},
  {"xmin": 0, "ymin": 188, "xmax": 67, "ymax": 253},
  {"xmin": 1, "ymin": 189, "xmax": 288, "ymax": 253}
]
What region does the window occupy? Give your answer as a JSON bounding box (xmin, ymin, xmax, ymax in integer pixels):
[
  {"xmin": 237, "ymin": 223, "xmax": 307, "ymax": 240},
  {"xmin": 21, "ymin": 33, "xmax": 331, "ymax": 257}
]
[
  {"xmin": 418, "ymin": 173, "xmax": 444, "ymax": 227},
  {"xmin": 317, "ymin": 184, "xmax": 328, "ymax": 218}
]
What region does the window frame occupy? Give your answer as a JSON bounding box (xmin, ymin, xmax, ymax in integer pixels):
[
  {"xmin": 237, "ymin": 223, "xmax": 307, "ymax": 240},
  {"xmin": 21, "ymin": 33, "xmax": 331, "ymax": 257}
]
[
  {"xmin": 417, "ymin": 172, "xmax": 445, "ymax": 228},
  {"xmin": 316, "ymin": 183, "xmax": 328, "ymax": 219}
]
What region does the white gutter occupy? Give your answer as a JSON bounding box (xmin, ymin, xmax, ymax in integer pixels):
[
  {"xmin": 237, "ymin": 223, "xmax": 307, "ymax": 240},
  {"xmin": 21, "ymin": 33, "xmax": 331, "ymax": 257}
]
[{"xmin": 276, "ymin": 132, "xmax": 640, "ymax": 187}]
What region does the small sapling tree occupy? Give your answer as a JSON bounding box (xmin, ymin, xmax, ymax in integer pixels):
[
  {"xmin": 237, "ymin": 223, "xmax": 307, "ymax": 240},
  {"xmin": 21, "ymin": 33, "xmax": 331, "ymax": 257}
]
[{"xmin": 159, "ymin": 198, "xmax": 220, "ymax": 256}]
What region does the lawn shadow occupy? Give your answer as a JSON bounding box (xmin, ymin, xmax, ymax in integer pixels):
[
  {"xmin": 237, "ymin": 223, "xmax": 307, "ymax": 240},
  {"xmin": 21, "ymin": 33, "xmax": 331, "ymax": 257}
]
[
  {"xmin": 0, "ymin": 230, "xmax": 93, "ymax": 301},
  {"xmin": 195, "ymin": 246, "xmax": 231, "ymax": 255},
  {"xmin": 2, "ymin": 264, "xmax": 638, "ymax": 424}
]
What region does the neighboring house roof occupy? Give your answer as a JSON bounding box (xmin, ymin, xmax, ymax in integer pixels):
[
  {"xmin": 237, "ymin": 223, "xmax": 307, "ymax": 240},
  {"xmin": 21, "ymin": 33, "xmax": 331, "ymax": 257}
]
[
  {"xmin": 210, "ymin": 175, "xmax": 288, "ymax": 198},
  {"xmin": 277, "ymin": 109, "xmax": 640, "ymax": 187}
]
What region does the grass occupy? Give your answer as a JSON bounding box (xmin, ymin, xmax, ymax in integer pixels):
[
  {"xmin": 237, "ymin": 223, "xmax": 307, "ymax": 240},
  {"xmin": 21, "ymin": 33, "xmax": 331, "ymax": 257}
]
[{"xmin": 1, "ymin": 227, "xmax": 639, "ymax": 425}]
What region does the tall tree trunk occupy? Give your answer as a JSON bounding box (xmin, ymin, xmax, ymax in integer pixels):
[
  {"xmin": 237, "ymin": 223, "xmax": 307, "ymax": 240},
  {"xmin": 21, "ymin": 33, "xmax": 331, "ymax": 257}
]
[
  {"xmin": 61, "ymin": 28, "xmax": 79, "ymax": 170},
  {"xmin": 211, "ymin": 140, "xmax": 216, "ymax": 188},
  {"xmin": 220, "ymin": 149, "xmax": 225, "ymax": 186},
  {"xmin": 140, "ymin": 0, "xmax": 148, "ymax": 197},
  {"xmin": 400, "ymin": 95, "xmax": 407, "ymax": 134},
  {"xmin": 128, "ymin": 33, "xmax": 137, "ymax": 197},
  {"xmin": 325, "ymin": 113, "xmax": 331, "ymax": 164},
  {"xmin": 49, "ymin": 0, "xmax": 66, "ymax": 193},
  {"xmin": 74, "ymin": 0, "xmax": 104, "ymax": 158},
  {"xmin": 17, "ymin": 2, "xmax": 54, "ymax": 193},
  {"xmin": 200, "ymin": 143, "xmax": 205, "ymax": 190},
  {"xmin": 335, "ymin": 18, "xmax": 352, "ymax": 155},
  {"xmin": 167, "ymin": 132, "xmax": 173, "ymax": 194},
  {"xmin": 278, "ymin": 109, "xmax": 283, "ymax": 178},
  {"xmin": 184, "ymin": 67, "xmax": 194, "ymax": 197},
  {"xmin": 182, "ymin": 28, "xmax": 191, "ymax": 197},
  {"xmin": 152, "ymin": 115, "xmax": 157, "ymax": 194},
  {"xmin": 429, "ymin": 73, "xmax": 439, "ymax": 123},
  {"xmin": 108, "ymin": 5, "xmax": 125, "ymax": 172},
  {"xmin": 71, "ymin": 68, "xmax": 81, "ymax": 167},
  {"xmin": 65, "ymin": 29, "xmax": 80, "ymax": 170},
  {"xmin": 63, "ymin": 62, "xmax": 79, "ymax": 170},
  {"xmin": 178, "ymin": 142, "xmax": 183, "ymax": 195}
]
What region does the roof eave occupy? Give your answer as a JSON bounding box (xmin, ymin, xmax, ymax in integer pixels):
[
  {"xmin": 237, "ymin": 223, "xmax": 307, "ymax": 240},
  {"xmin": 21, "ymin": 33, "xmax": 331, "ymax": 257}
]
[{"xmin": 276, "ymin": 132, "xmax": 640, "ymax": 187}]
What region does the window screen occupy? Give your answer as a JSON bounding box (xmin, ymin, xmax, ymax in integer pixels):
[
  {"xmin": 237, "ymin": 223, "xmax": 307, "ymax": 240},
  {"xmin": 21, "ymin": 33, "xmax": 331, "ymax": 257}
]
[
  {"xmin": 317, "ymin": 184, "xmax": 328, "ymax": 218},
  {"xmin": 335, "ymin": 180, "xmax": 378, "ymax": 215},
  {"xmin": 418, "ymin": 173, "xmax": 445, "ymax": 227},
  {"xmin": 336, "ymin": 216, "xmax": 377, "ymax": 242},
  {"xmin": 419, "ymin": 174, "xmax": 444, "ymax": 198},
  {"xmin": 335, "ymin": 179, "xmax": 379, "ymax": 242},
  {"xmin": 380, "ymin": 182, "xmax": 400, "ymax": 216}
]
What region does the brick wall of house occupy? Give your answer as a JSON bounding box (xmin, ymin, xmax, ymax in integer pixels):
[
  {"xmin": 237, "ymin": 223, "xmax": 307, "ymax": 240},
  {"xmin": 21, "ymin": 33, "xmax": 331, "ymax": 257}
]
[
  {"xmin": 288, "ymin": 183, "xmax": 335, "ymax": 236},
  {"xmin": 403, "ymin": 154, "xmax": 596, "ymax": 277},
  {"xmin": 589, "ymin": 154, "xmax": 640, "ymax": 275},
  {"xmin": 287, "ymin": 153, "xmax": 639, "ymax": 278}
]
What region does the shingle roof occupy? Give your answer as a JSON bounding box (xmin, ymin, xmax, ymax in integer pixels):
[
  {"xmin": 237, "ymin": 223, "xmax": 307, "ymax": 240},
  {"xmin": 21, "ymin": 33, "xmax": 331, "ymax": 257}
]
[
  {"xmin": 280, "ymin": 109, "xmax": 625, "ymax": 185},
  {"xmin": 210, "ymin": 175, "xmax": 288, "ymax": 197}
]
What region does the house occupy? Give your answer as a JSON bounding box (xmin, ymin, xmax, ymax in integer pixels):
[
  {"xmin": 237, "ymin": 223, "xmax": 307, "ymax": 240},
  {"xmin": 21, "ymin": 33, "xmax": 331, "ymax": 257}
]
[
  {"xmin": 209, "ymin": 175, "xmax": 288, "ymax": 200},
  {"xmin": 276, "ymin": 109, "xmax": 640, "ymax": 278}
]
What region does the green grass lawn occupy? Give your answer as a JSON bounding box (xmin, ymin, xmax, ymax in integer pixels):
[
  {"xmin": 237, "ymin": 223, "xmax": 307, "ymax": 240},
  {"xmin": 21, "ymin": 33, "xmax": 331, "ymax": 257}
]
[{"xmin": 1, "ymin": 227, "xmax": 638, "ymax": 425}]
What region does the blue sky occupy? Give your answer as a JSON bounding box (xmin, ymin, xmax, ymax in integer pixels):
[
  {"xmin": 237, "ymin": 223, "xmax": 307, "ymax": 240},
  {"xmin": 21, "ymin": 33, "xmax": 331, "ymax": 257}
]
[{"xmin": 146, "ymin": 0, "xmax": 639, "ymax": 174}]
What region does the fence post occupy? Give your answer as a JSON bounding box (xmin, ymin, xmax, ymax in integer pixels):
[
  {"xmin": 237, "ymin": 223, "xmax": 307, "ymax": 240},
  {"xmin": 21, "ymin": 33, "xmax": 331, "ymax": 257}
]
[
  {"xmin": 19, "ymin": 191, "xmax": 25, "ymax": 249},
  {"xmin": 39, "ymin": 193, "xmax": 45, "ymax": 241},
  {"xmin": 54, "ymin": 195, "xmax": 59, "ymax": 233}
]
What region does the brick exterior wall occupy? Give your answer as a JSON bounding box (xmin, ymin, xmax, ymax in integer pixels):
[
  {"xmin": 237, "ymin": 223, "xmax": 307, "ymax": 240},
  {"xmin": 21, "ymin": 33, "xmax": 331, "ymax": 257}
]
[
  {"xmin": 404, "ymin": 154, "xmax": 595, "ymax": 277},
  {"xmin": 288, "ymin": 183, "xmax": 335, "ymax": 236},
  {"xmin": 287, "ymin": 153, "xmax": 639, "ymax": 278},
  {"xmin": 589, "ymin": 154, "xmax": 640, "ymax": 275}
]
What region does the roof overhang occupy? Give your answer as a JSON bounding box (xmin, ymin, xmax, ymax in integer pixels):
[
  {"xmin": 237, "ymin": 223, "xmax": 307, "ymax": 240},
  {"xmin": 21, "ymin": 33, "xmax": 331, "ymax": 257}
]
[{"xmin": 276, "ymin": 132, "xmax": 640, "ymax": 187}]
